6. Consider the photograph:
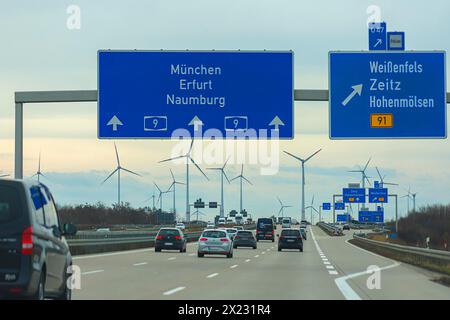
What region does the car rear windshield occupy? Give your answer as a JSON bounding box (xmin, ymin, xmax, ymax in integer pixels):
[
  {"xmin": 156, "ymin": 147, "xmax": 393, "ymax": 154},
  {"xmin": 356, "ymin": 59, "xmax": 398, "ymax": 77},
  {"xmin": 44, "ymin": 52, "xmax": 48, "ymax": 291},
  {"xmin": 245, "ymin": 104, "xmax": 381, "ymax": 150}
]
[
  {"xmin": 281, "ymin": 230, "xmax": 300, "ymax": 236},
  {"xmin": 282, "ymin": 219, "xmax": 291, "ymax": 223},
  {"xmin": 237, "ymin": 231, "xmax": 253, "ymax": 236},
  {"xmin": 159, "ymin": 229, "xmax": 181, "ymax": 236},
  {"xmin": 227, "ymin": 229, "xmax": 237, "ymax": 233},
  {"xmin": 257, "ymin": 218, "xmax": 273, "ymax": 228},
  {"xmin": 202, "ymin": 230, "xmax": 226, "ymax": 238},
  {"xmin": 0, "ymin": 185, "xmax": 22, "ymax": 224}
]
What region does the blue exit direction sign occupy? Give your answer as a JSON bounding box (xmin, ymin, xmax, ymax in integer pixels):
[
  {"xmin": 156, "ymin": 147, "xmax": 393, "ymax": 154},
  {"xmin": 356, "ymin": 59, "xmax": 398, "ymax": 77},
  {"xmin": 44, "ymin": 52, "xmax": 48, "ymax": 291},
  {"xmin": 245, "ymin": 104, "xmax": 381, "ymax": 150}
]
[
  {"xmin": 322, "ymin": 203, "xmax": 331, "ymax": 210},
  {"xmin": 98, "ymin": 50, "xmax": 294, "ymax": 139},
  {"xmin": 337, "ymin": 214, "xmax": 350, "ymax": 222},
  {"xmin": 334, "ymin": 202, "xmax": 345, "ymax": 210},
  {"xmin": 369, "ymin": 188, "xmax": 388, "ymax": 203},
  {"xmin": 368, "ymin": 22, "xmax": 387, "ymax": 50},
  {"xmin": 359, "ymin": 210, "xmax": 384, "ymax": 223},
  {"xmin": 329, "ymin": 51, "xmax": 447, "ymax": 139},
  {"xmin": 343, "ymin": 188, "xmax": 366, "ymax": 203}
]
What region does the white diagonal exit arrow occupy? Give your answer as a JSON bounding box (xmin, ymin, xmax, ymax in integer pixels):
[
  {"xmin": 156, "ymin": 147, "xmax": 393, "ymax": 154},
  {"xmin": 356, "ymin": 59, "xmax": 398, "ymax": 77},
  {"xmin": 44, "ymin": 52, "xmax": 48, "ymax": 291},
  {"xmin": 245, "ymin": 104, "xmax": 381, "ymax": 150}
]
[
  {"xmin": 107, "ymin": 115, "xmax": 123, "ymax": 131},
  {"xmin": 374, "ymin": 39, "xmax": 383, "ymax": 48},
  {"xmin": 342, "ymin": 84, "xmax": 363, "ymax": 107}
]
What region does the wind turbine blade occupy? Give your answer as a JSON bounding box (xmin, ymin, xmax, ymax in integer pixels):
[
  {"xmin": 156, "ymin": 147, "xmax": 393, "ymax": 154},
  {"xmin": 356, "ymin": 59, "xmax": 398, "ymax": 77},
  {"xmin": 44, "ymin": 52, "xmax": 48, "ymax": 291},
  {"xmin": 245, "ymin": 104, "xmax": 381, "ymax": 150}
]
[
  {"xmin": 206, "ymin": 167, "xmax": 222, "ymax": 171},
  {"xmin": 114, "ymin": 143, "xmax": 121, "ymax": 167},
  {"xmin": 190, "ymin": 157, "xmax": 209, "ymax": 180},
  {"xmin": 188, "ymin": 139, "xmax": 194, "ymax": 154},
  {"xmin": 304, "ymin": 148, "xmax": 322, "ymax": 162},
  {"xmin": 223, "ymin": 170, "xmax": 231, "ymax": 184},
  {"xmin": 278, "ymin": 208, "xmax": 283, "ymax": 216},
  {"xmin": 242, "ymin": 176, "xmax": 252, "ymax": 185},
  {"xmin": 102, "ymin": 168, "xmax": 119, "ymax": 184},
  {"xmin": 159, "ymin": 155, "xmax": 186, "ymax": 163},
  {"xmin": 348, "ymin": 170, "xmax": 362, "ymax": 173},
  {"xmin": 170, "ymin": 169, "xmax": 175, "ymax": 181},
  {"xmin": 363, "ymin": 157, "xmax": 371, "ymax": 171},
  {"xmin": 230, "ymin": 176, "xmax": 240, "ymax": 182},
  {"xmin": 384, "ymin": 182, "xmax": 398, "ymax": 186},
  {"xmin": 38, "ymin": 151, "xmax": 41, "ymax": 172},
  {"xmin": 283, "ymin": 151, "xmax": 302, "ymax": 162},
  {"xmin": 153, "ymin": 182, "xmax": 162, "ymax": 193},
  {"xmin": 375, "ymin": 166, "xmax": 383, "ymax": 181},
  {"xmin": 121, "ymin": 167, "xmax": 142, "ymax": 177},
  {"xmin": 223, "ymin": 156, "xmax": 231, "ymax": 170},
  {"xmin": 277, "ymin": 197, "xmax": 283, "ymax": 206},
  {"xmin": 240, "ymin": 164, "xmax": 244, "ymax": 176}
]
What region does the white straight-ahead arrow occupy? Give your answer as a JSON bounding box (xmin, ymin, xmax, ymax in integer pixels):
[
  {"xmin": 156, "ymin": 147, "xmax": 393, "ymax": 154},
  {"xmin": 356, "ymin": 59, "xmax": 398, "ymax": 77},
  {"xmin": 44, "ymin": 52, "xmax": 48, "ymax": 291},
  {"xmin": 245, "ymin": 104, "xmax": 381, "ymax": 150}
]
[
  {"xmin": 107, "ymin": 115, "xmax": 123, "ymax": 131},
  {"xmin": 342, "ymin": 84, "xmax": 363, "ymax": 107}
]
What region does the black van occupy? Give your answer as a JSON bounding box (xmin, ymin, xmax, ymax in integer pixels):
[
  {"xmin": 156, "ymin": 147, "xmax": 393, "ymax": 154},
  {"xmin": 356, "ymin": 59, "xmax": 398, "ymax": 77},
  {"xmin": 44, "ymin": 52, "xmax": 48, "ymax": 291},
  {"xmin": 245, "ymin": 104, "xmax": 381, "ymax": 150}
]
[
  {"xmin": 256, "ymin": 218, "xmax": 275, "ymax": 242},
  {"xmin": 0, "ymin": 179, "xmax": 77, "ymax": 300}
]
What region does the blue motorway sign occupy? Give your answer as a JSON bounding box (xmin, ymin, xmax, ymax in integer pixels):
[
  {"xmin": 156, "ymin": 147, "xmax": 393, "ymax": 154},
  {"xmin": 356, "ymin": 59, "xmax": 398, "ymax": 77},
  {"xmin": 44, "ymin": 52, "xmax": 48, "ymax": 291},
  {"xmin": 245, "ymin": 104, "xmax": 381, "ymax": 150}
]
[
  {"xmin": 359, "ymin": 210, "xmax": 384, "ymax": 223},
  {"xmin": 374, "ymin": 180, "xmax": 380, "ymax": 188},
  {"xmin": 343, "ymin": 188, "xmax": 366, "ymax": 203},
  {"xmin": 98, "ymin": 50, "xmax": 294, "ymax": 139},
  {"xmin": 369, "ymin": 188, "xmax": 388, "ymax": 203},
  {"xmin": 368, "ymin": 22, "xmax": 387, "ymax": 51},
  {"xmin": 337, "ymin": 214, "xmax": 350, "ymax": 222},
  {"xmin": 334, "ymin": 202, "xmax": 345, "ymax": 210},
  {"xmin": 329, "ymin": 51, "xmax": 446, "ymax": 139},
  {"xmin": 322, "ymin": 203, "xmax": 331, "ymax": 210}
]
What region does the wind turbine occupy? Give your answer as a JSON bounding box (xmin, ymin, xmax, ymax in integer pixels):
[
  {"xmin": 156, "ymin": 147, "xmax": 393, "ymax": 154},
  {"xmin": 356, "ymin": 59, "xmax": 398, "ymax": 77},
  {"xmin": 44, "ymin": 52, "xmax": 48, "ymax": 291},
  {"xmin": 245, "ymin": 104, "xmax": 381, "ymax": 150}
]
[
  {"xmin": 102, "ymin": 143, "xmax": 141, "ymax": 206},
  {"xmin": 277, "ymin": 197, "xmax": 292, "ymax": 218},
  {"xmin": 406, "ymin": 187, "xmax": 417, "ymax": 212},
  {"xmin": 284, "ymin": 148, "xmax": 322, "ymax": 221},
  {"xmin": 207, "ymin": 157, "xmax": 231, "ymax": 218},
  {"xmin": 230, "ymin": 164, "xmax": 252, "ymax": 214},
  {"xmin": 168, "ymin": 169, "xmax": 185, "ymax": 214},
  {"xmin": 375, "ymin": 167, "xmax": 398, "ymax": 188},
  {"xmin": 159, "ymin": 139, "xmax": 209, "ymax": 222},
  {"xmin": 348, "ymin": 157, "xmax": 372, "ymax": 189},
  {"xmin": 192, "ymin": 208, "xmax": 206, "ymax": 222},
  {"xmin": 305, "ymin": 195, "xmax": 319, "ymax": 224},
  {"xmin": 143, "ymin": 188, "xmax": 157, "ymax": 210},
  {"xmin": 154, "ymin": 182, "xmax": 172, "ymax": 212},
  {"xmin": 31, "ymin": 152, "xmax": 48, "ymax": 183}
]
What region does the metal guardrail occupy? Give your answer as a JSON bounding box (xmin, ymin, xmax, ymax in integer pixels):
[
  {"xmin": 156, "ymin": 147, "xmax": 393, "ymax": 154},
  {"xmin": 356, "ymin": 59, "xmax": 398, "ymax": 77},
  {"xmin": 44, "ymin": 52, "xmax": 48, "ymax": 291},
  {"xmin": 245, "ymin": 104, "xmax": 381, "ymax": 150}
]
[
  {"xmin": 352, "ymin": 234, "xmax": 450, "ymax": 262},
  {"xmin": 317, "ymin": 222, "xmax": 344, "ymax": 236},
  {"xmin": 352, "ymin": 233, "xmax": 450, "ymax": 276}
]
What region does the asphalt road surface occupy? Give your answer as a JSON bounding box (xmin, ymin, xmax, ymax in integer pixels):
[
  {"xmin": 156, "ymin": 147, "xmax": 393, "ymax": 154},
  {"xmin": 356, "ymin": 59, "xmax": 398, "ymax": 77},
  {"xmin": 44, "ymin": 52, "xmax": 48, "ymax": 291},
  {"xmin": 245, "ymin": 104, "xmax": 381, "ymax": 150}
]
[{"xmin": 72, "ymin": 226, "xmax": 450, "ymax": 300}]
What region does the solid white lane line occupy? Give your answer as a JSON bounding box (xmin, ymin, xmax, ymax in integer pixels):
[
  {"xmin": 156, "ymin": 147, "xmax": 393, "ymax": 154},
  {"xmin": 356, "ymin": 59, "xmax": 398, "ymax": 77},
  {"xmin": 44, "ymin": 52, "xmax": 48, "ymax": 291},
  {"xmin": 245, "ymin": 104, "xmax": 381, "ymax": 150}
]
[
  {"xmin": 168, "ymin": 257, "xmax": 176, "ymax": 261},
  {"xmin": 245, "ymin": 259, "xmax": 251, "ymax": 262},
  {"xmin": 207, "ymin": 273, "xmax": 219, "ymax": 278},
  {"xmin": 335, "ymin": 262, "xmax": 400, "ymax": 300},
  {"xmin": 133, "ymin": 262, "xmax": 148, "ymax": 266},
  {"xmin": 230, "ymin": 265, "xmax": 238, "ymax": 269},
  {"xmin": 188, "ymin": 253, "xmax": 195, "ymax": 256},
  {"xmin": 74, "ymin": 249, "xmax": 153, "ymax": 260},
  {"xmin": 163, "ymin": 286, "xmax": 186, "ymax": 296},
  {"xmin": 82, "ymin": 269, "xmax": 104, "ymax": 275}
]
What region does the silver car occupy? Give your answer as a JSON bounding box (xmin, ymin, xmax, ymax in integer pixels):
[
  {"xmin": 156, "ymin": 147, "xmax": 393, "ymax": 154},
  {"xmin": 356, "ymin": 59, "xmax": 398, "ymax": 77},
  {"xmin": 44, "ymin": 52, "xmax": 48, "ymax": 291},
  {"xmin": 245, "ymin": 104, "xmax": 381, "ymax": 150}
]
[
  {"xmin": 225, "ymin": 228, "xmax": 238, "ymax": 241},
  {"xmin": 197, "ymin": 229, "xmax": 233, "ymax": 258}
]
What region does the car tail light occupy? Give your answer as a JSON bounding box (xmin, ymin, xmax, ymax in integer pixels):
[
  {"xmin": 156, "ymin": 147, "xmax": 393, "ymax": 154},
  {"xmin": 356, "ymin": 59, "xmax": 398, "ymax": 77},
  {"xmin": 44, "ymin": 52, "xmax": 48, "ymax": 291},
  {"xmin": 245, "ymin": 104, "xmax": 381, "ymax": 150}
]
[
  {"xmin": 256, "ymin": 230, "xmax": 262, "ymax": 234},
  {"xmin": 220, "ymin": 238, "xmax": 229, "ymax": 242},
  {"xmin": 156, "ymin": 235, "xmax": 163, "ymax": 240},
  {"xmin": 234, "ymin": 236, "xmax": 240, "ymax": 239},
  {"xmin": 174, "ymin": 236, "xmax": 182, "ymax": 240},
  {"xmin": 21, "ymin": 226, "xmax": 33, "ymax": 255},
  {"xmin": 199, "ymin": 237, "xmax": 208, "ymax": 242},
  {"xmin": 279, "ymin": 236, "xmax": 284, "ymax": 240},
  {"xmin": 271, "ymin": 230, "xmax": 275, "ymax": 235}
]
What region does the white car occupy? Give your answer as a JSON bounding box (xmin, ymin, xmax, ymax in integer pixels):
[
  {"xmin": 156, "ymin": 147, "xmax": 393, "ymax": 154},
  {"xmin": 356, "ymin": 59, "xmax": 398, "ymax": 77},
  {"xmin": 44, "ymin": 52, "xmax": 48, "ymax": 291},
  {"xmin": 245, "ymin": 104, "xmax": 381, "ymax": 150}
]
[
  {"xmin": 218, "ymin": 218, "xmax": 226, "ymax": 225},
  {"xmin": 206, "ymin": 222, "xmax": 215, "ymax": 229},
  {"xmin": 175, "ymin": 223, "xmax": 186, "ymax": 231}
]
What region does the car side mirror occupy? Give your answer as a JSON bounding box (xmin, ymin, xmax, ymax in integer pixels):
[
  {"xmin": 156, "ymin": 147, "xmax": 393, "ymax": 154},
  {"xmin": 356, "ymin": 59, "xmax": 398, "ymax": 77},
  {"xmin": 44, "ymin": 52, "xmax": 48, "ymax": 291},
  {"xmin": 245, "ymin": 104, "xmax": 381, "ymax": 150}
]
[
  {"xmin": 63, "ymin": 223, "xmax": 77, "ymax": 236},
  {"xmin": 52, "ymin": 226, "xmax": 62, "ymax": 238}
]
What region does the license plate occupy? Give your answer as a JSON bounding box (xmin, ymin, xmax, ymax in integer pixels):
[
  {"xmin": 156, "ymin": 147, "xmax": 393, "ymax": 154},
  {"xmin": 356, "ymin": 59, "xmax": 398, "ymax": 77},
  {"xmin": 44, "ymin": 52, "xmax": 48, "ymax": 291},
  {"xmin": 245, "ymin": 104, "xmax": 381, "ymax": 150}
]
[
  {"xmin": 165, "ymin": 242, "xmax": 173, "ymax": 246},
  {"xmin": 208, "ymin": 246, "xmax": 221, "ymax": 251},
  {"xmin": 287, "ymin": 239, "xmax": 294, "ymax": 242}
]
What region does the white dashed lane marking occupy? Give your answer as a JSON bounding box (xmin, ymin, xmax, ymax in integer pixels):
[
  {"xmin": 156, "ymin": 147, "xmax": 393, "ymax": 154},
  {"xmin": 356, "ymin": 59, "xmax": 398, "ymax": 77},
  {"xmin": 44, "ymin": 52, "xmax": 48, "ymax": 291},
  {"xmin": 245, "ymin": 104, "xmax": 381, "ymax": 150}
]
[
  {"xmin": 133, "ymin": 262, "xmax": 148, "ymax": 266},
  {"xmin": 82, "ymin": 270, "xmax": 104, "ymax": 275},
  {"xmin": 207, "ymin": 273, "xmax": 219, "ymax": 279},
  {"xmin": 163, "ymin": 287, "xmax": 186, "ymax": 296}
]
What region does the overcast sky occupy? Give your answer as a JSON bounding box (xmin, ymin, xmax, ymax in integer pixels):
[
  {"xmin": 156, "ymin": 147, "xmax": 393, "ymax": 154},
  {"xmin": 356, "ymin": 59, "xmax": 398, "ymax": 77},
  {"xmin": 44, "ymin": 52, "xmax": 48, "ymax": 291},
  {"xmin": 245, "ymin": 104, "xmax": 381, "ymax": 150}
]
[{"xmin": 1, "ymin": 1, "xmax": 450, "ymax": 222}]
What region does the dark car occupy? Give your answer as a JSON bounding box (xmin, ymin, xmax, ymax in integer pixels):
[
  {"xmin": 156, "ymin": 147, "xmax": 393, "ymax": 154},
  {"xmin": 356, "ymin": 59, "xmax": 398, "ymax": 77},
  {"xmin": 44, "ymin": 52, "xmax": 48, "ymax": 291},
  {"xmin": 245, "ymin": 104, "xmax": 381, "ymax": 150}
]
[
  {"xmin": 343, "ymin": 224, "xmax": 350, "ymax": 230},
  {"xmin": 233, "ymin": 230, "xmax": 257, "ymax": 249},
  {"xmin": 278, "ymin": 229, "xmax": 303, "ymax": 252},
  {"xmin": 155, "ymin": 228, "xmax": 187, "ymax": 252},
  {"xmin": 300, "ymin": 228, "xmax": 307, "ymax": 240},
  {"xmin": 256, "ymin": 218, "xmax": 275, "ymax": 242},
  {"xmin": 0, "ymin": 179, "xmax": 77, "ymax": 300}
]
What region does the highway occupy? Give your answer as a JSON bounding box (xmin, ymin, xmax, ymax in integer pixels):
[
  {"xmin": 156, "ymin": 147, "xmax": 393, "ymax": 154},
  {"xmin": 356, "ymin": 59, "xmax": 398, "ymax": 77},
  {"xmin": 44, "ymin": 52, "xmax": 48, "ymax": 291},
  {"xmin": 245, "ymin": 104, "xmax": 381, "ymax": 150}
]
[{"xmin": 72, "ymin": 226, "xmax": 450, "ymax": 300}]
